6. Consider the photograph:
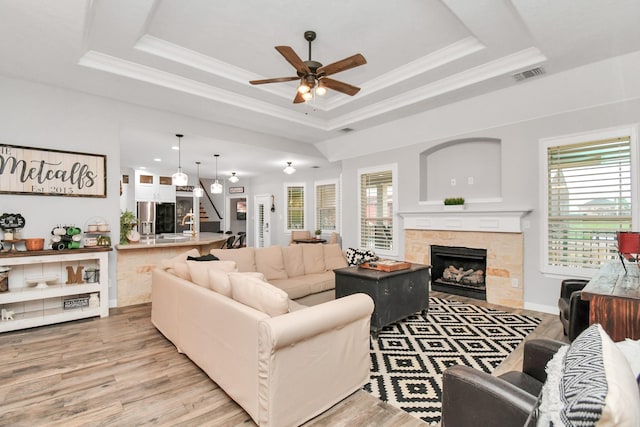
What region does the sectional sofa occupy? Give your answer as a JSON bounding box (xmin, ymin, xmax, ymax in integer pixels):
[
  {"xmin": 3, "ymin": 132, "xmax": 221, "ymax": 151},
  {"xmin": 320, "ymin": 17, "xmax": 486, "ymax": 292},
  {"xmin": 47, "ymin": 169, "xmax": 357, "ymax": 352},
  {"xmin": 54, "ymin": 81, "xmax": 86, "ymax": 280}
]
[{"xmin": 151, "ymin": 247, "xmax": 374, "ymax": 426}]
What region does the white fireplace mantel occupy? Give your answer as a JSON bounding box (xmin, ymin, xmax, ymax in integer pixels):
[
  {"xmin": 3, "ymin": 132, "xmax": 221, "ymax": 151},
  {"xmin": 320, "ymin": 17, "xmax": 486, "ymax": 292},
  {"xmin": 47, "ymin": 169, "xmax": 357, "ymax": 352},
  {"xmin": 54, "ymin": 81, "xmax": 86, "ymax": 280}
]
[{"xmin": 399, "ymin": 209, "xmax": 533, "ymax": 233}]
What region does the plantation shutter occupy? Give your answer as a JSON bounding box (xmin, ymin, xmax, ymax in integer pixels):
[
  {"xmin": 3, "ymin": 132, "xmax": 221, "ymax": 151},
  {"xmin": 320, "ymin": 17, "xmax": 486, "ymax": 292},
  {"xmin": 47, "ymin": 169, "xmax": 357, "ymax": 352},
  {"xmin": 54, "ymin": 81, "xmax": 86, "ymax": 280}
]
[
  {"xmin": 316, "ymin": 183, "xmax": 336, "ymax": 231},
  {"xmin": 360, "ymin": 170, "xmax": 393, "ymax": 251},
  {"xmin": 287, "ymin": 185, "xmax": 304, "ymax": 230},
  {"xmin": 547, "ymin": 136, "xmax": 632, "ymax": 269}
]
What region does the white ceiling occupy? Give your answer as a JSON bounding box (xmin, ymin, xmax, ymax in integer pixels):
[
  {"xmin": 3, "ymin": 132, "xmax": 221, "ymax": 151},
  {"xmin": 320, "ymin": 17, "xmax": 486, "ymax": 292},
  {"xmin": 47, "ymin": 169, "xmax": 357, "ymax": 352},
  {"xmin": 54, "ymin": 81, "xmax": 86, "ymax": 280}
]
[{"xmin": 1, "ymin": 0, "xmax": 639, "ymax": 179}]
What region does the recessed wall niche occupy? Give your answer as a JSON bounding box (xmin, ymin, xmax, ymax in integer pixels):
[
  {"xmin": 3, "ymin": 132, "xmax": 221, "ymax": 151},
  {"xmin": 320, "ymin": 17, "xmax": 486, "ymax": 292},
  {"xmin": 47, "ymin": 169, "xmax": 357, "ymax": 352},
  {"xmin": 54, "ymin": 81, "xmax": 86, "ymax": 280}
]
[{"xmin": 419, "ymin": 138, "xmax": 502, "ymax": 202}]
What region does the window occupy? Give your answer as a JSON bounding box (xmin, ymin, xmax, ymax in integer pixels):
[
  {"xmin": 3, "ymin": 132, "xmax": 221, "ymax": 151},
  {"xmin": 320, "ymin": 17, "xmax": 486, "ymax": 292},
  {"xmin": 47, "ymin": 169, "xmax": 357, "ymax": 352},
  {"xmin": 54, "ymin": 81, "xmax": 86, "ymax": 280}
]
[
  {"xmin": 285, "ymin": 184, "xmax": 305, "ymax": 230},
  {"xmin": 541, "ymin": 126, "xmax": 637, "ymax": 275},
  {"xmin": 359, "ymin": 165, "xmax": 397, "ymax": 255},
  {"xmin": 315, "ymin": 180, "xmax": 338, "ymax": 232}
]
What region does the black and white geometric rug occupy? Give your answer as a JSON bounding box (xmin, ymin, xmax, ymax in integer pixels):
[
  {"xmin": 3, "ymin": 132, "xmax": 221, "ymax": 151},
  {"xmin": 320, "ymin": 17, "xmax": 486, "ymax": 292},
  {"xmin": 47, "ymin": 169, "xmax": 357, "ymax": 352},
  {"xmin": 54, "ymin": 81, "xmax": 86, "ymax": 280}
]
[{"xmin": 364, "ymin": 297, "xmax": 541, "ymax": 425}]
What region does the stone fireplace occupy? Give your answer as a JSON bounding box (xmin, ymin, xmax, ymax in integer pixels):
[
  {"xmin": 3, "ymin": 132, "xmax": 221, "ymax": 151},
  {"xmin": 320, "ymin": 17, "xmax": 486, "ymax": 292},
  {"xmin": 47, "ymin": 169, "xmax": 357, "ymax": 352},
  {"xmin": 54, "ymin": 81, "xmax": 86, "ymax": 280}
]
[
  {"xmin": 431, "ymin": 245, "xmax": 487, "ymax": 300},
  {"xmin": 401, "ymin": 210, "xmax": 530, "ymax": 309}
]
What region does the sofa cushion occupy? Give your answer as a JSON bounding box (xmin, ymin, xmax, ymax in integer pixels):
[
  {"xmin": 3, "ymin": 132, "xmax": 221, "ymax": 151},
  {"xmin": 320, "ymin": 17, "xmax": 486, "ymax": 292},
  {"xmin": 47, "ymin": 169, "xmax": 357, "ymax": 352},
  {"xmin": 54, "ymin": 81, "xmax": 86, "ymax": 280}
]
[
  {"xmin": 301, "ymin": 244, "xmax": 325, "ymax": 274},
  {"xmin": 270, "ymin": 271, "xmax": 334, "ymax": 300},
  {"xmin": 160, "ymin": 248, "xmax": 201, "ymax": 280},
  {"xmin": 209, "ymin": 270, "xmax": 266, "ymax": 297},
  {"xmin": 255, "ymin": 246, "xmax": 288, "ymax": 280},
  {"xmin": 187, "ymin": 260, "xmax": 237, "ymax": 288},
  {"xmin": 323, "ymin": 243, "xmax": 348, "ymax": 271},
  {"xmin": 535, "ymin": 324, "xmax": 640, "ymax": 426},
  {"xmin": 209, "ymin": 247, "xmax": 257, "ymax": 272},
  {"xmin": 230, "ymin": 274, "xmax": 289, "ymax": 317},
  {"xmin": 282, "ymin": 244, "xmax": 305, "ymax": 278}
]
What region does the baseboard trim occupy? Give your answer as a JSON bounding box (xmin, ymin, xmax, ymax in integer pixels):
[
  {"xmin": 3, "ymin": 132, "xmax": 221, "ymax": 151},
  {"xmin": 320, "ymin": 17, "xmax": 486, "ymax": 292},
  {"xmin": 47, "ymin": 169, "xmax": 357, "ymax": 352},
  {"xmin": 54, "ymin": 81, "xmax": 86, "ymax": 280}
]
[{"xmin": 524, "ymin": 301, "xmax": 557, "ymax": 315}]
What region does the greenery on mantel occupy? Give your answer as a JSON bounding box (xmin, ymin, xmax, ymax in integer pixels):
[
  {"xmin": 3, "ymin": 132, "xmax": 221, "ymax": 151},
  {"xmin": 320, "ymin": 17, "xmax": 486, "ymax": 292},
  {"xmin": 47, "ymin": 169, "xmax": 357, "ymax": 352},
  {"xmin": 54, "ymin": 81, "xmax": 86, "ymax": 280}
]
[
  {"xmin": 119, "ymin": 209, "xmax": 137, "ymax": 245},
  {"xmin": 443, "ymin": 197, "xmax": 465, "ymax": 206}
]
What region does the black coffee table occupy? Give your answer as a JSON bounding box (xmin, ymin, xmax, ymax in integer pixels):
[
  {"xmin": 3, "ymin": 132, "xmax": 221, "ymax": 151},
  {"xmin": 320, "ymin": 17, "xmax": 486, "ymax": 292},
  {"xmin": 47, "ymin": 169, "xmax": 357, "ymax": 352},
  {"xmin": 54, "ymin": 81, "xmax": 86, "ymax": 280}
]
[{"xmin": 334, "ymin": 263, "xmax": 430, "ymax": 337}]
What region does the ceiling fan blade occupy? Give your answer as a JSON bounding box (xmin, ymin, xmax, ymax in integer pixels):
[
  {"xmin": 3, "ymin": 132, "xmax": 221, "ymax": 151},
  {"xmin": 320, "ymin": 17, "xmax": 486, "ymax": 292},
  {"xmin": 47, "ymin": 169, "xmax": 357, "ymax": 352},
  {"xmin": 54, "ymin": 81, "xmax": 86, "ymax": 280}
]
[
  {"xmin": 320, "ymin": 78, "xmax": 361, "ymax": 96},
  {"xmin": 293, "ymin": 91, "xmax": 305, "ymax": 104},
  {"xmin": 317, "ymin": 54, "xmax": 366, "ymax": 77},
  {"xmin": 249, "ymin": 76, "xmax": 299, "ymax": 85},
  {"xmin": 275, "ymin": 46, "xmax": 310, "ymax": 75}
]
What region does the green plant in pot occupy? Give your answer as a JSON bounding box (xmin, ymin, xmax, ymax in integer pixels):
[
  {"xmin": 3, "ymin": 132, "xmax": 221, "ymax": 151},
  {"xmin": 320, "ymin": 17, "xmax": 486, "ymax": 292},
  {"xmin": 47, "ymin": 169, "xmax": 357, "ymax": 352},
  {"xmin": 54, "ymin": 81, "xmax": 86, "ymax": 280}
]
[
  {"xmin": 314, "ymin": 229, "xmax": 322, "ymax": 239},
  {"xmin": 119, "ymin": 209, "xmax": 137, "ymax": 245},
  {"xmin": 443, "ymin": 197, "xmax": 465, "ymax": 206}
]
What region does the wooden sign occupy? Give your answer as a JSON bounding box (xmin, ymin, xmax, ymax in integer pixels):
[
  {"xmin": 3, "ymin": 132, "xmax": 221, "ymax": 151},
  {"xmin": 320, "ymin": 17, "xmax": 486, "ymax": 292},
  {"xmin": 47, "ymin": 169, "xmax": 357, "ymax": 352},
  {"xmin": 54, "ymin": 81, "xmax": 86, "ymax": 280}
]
[{"xmin": 0, "ymin": 144, "xmax": 106, "ymax": 197}]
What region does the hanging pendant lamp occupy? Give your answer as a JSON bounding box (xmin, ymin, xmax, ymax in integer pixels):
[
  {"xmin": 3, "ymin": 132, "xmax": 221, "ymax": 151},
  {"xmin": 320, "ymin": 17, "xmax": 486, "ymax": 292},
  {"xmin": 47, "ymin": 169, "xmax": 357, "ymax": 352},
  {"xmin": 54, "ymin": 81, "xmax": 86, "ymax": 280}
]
[
  {"xmin": 211, "ymin": 154, "xmax": 223, "ymax": 194},
  {"xmin": 171, "ymin": 134, "xmax": 188, "ymax": 186},
  {"xmin": 193, "ymin": 161, "xmax": 204, "ymax": 198},
  {"xmin": 229, "ymin": 172, "xmax": 239, "ymax": 183}
]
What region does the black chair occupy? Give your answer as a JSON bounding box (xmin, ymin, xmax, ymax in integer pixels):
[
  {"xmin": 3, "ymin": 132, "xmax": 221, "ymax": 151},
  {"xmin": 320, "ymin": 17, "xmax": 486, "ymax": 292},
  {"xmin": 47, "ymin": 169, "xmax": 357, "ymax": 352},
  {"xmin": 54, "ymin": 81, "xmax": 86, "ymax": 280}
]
[
  {"xmin": 442, "ymin": 339, "xmax": 565, "ymax": 426},
  {"xmin": 558, "ymin": 279, "xmax": 590, "ymax": 341},
  {"xmin": 232, "ymin": 233, "xmax": 246, "ymax": 249},
  {"xmin": 223, "ymin": 235, "xmax": 236, "ymax": 249}
]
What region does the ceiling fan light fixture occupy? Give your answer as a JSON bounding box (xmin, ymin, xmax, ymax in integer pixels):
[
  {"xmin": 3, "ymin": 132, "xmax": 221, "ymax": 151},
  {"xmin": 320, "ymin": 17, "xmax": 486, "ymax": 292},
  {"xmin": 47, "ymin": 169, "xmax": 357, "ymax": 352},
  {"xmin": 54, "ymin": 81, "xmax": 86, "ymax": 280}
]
[
  {"xmin": 171, "ymin": 134, "xmax": 188, "ymax": 186},
  {"xmin": 302, "ymin": 92, "xmax": 313, "ymax": 101},
  {"xmin": 229, "ymin": 172, "xmax": 239, "ymax": 183},
  {"xmin": 283, "ymin": 161, "xmax": 296, "ymax": 175},
  {"xmin": 298, "ymin": 83, "xmax": 310, "ymax": 94},
  {"xmin": 315, "ymin": 84, "xmax": 327, "ymax": 96}
]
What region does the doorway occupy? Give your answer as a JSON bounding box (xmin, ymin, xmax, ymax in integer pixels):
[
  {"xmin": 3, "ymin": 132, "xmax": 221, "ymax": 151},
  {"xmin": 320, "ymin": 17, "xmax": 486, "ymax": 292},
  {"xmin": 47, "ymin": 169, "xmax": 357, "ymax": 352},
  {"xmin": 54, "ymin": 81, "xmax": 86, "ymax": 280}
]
[{"xmin": 254, "ymin": 194, "xmax": 273, "ymax": 248}]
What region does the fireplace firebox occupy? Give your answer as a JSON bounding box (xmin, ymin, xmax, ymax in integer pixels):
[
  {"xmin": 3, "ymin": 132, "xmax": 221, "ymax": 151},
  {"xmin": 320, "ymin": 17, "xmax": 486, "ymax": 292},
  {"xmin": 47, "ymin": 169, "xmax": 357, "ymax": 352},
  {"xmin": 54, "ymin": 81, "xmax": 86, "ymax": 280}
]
[{"xmin": 430, "ymin": 245, "xmax": 487, "ymax": 300}]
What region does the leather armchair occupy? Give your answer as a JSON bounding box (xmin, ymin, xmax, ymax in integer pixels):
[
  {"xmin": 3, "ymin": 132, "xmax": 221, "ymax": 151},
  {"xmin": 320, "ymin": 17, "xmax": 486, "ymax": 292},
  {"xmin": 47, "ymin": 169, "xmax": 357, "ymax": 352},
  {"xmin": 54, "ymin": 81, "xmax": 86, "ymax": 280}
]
[
  {"xmin": 557, "ymin": 279, "xmax": 590, "ymax": 341},
  {"xmin": 441, "ymin": 339, "xmax": 565, "ymax": 427}
]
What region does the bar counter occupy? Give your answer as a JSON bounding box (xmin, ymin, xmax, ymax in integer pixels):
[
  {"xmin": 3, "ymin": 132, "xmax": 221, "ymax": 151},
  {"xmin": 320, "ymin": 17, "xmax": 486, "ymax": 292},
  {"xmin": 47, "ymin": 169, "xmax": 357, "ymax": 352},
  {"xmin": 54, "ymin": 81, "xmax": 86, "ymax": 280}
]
[{"xmin": 116, "ymin": 232, "xmax": 226, "ymax": 306}]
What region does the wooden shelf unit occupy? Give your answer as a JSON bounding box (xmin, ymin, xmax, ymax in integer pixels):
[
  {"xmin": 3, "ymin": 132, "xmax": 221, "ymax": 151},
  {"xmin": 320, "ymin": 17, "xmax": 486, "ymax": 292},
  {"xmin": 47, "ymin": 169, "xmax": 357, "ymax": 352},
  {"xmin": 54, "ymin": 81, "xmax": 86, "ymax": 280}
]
[{"xmin": 0, "ymin": 247, "xmax": 111, "ymax": 333}]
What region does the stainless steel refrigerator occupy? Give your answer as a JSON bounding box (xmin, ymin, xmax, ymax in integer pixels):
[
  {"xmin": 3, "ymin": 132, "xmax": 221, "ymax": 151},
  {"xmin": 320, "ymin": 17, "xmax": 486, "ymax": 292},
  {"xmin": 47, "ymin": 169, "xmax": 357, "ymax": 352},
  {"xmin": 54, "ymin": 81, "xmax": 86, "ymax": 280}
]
[{"xmin": 137, "ymin": 201, "xmax": 176, "ymax": 236}]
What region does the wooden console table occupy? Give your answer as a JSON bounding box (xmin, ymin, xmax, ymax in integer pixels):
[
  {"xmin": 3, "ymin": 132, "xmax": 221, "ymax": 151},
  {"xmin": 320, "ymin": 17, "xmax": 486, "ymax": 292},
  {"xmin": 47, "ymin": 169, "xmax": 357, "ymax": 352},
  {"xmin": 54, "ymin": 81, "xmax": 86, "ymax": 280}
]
[{"xmin": 581, "ymin": 261, "xmax": 640, "ymax": 341}]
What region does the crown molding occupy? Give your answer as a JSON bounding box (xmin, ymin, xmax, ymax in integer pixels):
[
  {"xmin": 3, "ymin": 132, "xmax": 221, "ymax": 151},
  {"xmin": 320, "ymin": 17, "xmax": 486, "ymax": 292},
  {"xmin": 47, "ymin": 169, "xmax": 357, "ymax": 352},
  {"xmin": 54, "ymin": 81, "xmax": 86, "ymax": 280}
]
[
  {"xmin": 78, "ymin": 50, "xmax": 326, "ymax": 130},
  {"xmin": 327, "ymin": 47, "xmax": 547, "ymax": 130}
]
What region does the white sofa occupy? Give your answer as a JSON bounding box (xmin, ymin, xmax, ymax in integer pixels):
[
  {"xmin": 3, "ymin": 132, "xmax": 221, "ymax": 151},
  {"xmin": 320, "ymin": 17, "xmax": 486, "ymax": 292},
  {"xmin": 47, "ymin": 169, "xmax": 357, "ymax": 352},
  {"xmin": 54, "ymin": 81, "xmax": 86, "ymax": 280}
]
[
  {"xmin": 151, "ymin": 251, "xmax": 374, "ymax": 427},
  {"xmin": 210, "ymin": 244, "xmax": 348, "ymax": 305}
]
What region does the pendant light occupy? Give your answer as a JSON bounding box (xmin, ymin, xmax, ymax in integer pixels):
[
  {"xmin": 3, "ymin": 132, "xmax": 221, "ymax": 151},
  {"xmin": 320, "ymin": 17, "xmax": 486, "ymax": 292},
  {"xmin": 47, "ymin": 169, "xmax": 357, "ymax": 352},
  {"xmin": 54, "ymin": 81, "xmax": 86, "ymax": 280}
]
[
  {"xmin": 171, "ymin": 134, "xmax": 188, "ymax": 186},
  {"xmin": 283, "ymin": 161, "xmax": 296, "ymax": 175},
  {"xmin": 229, "ymin": 172, "xmax": 239, "ymax": 183},
  {"xmin": 211, "ymin": 154, "xmax": 223, "ymax": 194},
  {"xmin": 193, "ymin": 161, "xmax": 204, "ymax": 198}
]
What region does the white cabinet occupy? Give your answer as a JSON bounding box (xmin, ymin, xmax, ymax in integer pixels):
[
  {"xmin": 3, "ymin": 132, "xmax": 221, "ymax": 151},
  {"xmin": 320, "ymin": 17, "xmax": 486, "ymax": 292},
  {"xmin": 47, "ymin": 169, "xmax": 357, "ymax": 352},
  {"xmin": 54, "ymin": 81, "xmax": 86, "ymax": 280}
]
[
  {"xmin": 0, "ymin": 247, "xmax": 110, "ymax": 333},
  {"xmin": 135, "ymin": 171, "xmax": 176, "ymax": 202}
]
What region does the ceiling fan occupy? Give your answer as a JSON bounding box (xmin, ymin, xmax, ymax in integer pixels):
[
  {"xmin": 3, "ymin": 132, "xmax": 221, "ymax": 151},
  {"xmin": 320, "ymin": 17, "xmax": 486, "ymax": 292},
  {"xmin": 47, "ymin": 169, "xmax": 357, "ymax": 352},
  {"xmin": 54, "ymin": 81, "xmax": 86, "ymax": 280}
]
[{"xmin": 249, "ymin": 30, "xmax": 366, "ymax": 104}]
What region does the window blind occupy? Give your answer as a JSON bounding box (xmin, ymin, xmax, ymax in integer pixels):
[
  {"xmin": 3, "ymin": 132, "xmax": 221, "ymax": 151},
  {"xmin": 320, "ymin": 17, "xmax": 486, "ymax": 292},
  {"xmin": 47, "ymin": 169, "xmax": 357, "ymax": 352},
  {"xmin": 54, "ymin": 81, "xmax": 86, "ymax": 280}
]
[
  {"xmin": 547, "ymin": 136, "xmax": 631, "ymax": 269},
  {"xmin": 316, "ymin": 183, "xmax": 336, "ymax": 231},
  {"xmin": 360, "ymin": 170, "xmax": 393, "ymax": 251},
  {"xmin": 287, "ymin": 185, "xmax": 304, "ymax": 230}
]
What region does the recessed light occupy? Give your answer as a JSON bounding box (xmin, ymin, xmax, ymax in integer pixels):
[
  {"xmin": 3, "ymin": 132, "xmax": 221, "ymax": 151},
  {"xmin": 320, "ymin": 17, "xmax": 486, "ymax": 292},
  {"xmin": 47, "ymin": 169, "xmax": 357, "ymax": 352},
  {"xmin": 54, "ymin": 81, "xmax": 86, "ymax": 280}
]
[
  {"xmin": 154, "ymin": 158, "xmax": 162, "ymax": 162},
  {"xmin": 171, "ymin": 146, "xmax": 179, "ymax": 150},
  {"xmin": 139, "ymin": 166, "xmax": 146, "ymax": 170}
]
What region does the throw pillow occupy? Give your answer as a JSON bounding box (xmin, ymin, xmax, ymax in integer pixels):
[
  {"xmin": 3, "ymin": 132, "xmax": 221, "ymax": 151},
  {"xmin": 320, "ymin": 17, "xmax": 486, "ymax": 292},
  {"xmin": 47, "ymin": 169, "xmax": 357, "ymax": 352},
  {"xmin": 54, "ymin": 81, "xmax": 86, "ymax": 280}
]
[
  {"xmin": 282, "ymin": 244, "xmax": 305, "ymax": 277},
  {"xmin": 187, "ymin": 254, "xmax": 220, "ymax": 261},
  {"xmin": 160, "ymin": 248, "xmax": 201, "ymax": 280},
  {"xmin": 187, "ymin": 260, "xmax": 237, "ymax": 288},
  {"xmin": 209, "ymin": 247, "xmax": 257, "ymax": 272},
  {"xmin": 209, "ymin": 271, "xmax": 266, "ymax": 297},
  {"xmin": 345, "ymin": 247, "xmax": 378, "ymax": 266},
  {"xmin": 254, "ymin": 246, "xmax": 288, "ymax": 280},
  {"xmin": 615, "ymin": 338, "xmax": 640, "ymax": 379},
  {"xmin": 535, "ymin": 324, "xmax": 640, "ymax": 426},
  {"xmin": 323, "ymin": 243, "xmax": 348, "ymax": 270},
  {"xmin": 301, "ymin": 244, "xmax": 325, "ymax": 274},
  {"xmin": 230, "ymin": 274, "xmax": 289, "ymax": 317}
]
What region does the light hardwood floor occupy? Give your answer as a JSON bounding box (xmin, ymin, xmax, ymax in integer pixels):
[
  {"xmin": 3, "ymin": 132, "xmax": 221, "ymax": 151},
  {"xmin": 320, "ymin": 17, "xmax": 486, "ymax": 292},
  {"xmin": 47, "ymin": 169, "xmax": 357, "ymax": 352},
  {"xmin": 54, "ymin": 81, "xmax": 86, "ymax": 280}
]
[{"xmin": 0, "ymin": 292, "xmax": 566, "ymax": 426}]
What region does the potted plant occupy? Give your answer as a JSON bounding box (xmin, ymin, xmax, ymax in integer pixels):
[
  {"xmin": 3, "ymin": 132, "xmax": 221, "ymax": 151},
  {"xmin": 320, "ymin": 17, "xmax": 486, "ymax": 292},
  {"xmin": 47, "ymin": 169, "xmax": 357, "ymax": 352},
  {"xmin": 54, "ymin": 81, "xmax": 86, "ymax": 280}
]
[
  {"xmin": 119, "ymin": 209, "xmax": 137, "ymax": 245},
  {"xmin": 443, "ymin": 197, "xmax": 465, "ymax": 211},
  {"xmin": 314, "ymin": 229, "xmax": 322, "ymax": 239}
]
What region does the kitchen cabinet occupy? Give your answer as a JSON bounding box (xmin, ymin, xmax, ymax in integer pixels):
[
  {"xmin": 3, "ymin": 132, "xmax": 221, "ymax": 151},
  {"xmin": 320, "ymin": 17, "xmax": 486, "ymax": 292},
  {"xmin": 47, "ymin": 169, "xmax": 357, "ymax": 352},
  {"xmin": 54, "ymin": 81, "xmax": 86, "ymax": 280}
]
[
  {"xmin": 0, "ymin": 247, "xmax": 110, "ymax": 333},
  {"xmin": 135, "ymin": 171, "xmax": 176, "ymax": 202}
]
